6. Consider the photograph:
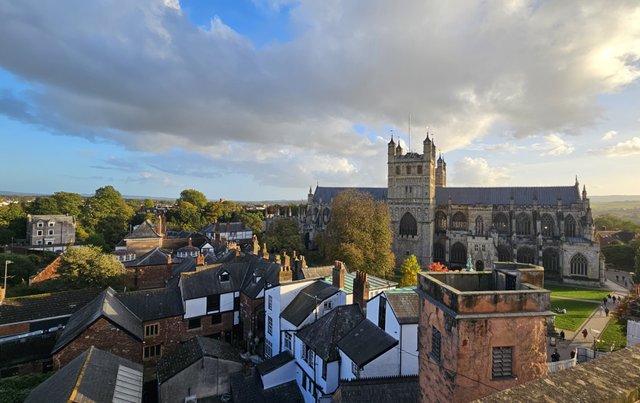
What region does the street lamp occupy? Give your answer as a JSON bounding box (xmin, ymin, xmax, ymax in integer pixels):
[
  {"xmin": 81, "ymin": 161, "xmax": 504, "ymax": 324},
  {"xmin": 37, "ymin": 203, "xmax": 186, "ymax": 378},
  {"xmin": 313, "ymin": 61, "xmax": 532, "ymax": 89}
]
[{"xmin": 3, "ymin": 260, "xmax": 13, "ymax": 291}]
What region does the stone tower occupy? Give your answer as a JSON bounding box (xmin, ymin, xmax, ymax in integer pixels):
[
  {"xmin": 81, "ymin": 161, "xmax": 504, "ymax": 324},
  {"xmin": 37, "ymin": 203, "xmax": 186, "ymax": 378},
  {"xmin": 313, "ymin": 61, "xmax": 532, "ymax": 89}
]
[
  {"xmin": 387, "ymin": 133, "xmax": 436, "ymax": 265},
  {"xmin": 436, "ymin": 153, "xmax": 446, "ymax": 187}
]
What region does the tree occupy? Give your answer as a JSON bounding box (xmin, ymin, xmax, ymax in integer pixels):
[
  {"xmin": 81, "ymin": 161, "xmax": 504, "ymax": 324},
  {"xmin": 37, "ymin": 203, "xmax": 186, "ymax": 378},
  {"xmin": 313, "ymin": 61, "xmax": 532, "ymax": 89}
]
[
  {"xmin": 399, "ymin": 255, "xmax": 421, "ymax": 286},
  {"xmin": 58, "ymin": 246, "xmax": 126, "ymax": 288},
  {"xmin": 428, "ymin": 261, "xmax": 449, "ymax": 272},
  {"xmin": 0, "ymin": 202, "xmax": 27, "ymax": 243},
  {"xmin": 52, "ymin": 192, "xmax": 84, "ymax": 217},
  {"xmin": 322, "ymin": 190, "xmax": 395, "ymax": 279},
  {"xmin": 602, "ymin": 244, "xmax": 636, "ymax": 271},
  {"xmin": 203, "ymin": 200, "xmax": 242, "ymax": 223},
  {"xmin": 264, "ymin": 219, "xmax": 304, "ymax": 253},
  {"xmin": 179, "ymin": 189, "xmax": 208, "ymax": 209},
  {"xmin": 0, "ymin": 254, "xmax": 37, "ymax": 286},
  {"xmin": 80, "ymin": 186, "xmax": 134, "ymax": 249},
  {"xmin": 27, "ymin": 197, "xmax": 60, "ymax": 215},
  {"xmin": 238, "ymin": 211, "xmax": 265, "ymax": 236},
  {"xmin": 635, "ymin": 247, "xmax": 640, "ymax": 283},
  {"xmin": 167, "ymin": 200, "xmax": 203, "ymax": 231}
]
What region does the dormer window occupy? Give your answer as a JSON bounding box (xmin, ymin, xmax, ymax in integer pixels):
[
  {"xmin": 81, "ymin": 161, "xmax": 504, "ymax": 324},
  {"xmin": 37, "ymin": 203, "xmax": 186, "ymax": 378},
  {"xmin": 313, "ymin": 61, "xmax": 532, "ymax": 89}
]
[
  {"xmin": 37, "ymin": 221, "xmax": 44, "ymax": 228},
  {"xmin": 219, "ymin": 271, "xmax": 230, "ymax": 282},
  {"xmin": 48, "ymin": 222, "xmax": 55, "ymax": 227}
]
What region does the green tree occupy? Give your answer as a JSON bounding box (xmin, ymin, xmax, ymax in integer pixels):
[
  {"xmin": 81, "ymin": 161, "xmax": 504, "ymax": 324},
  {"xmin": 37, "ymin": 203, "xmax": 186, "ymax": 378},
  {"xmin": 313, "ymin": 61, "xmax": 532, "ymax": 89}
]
[
  {"xmin": 58, "ymin": 246, "xmax": 126, "ymax": 288},
  {"xmin": 0, "ymin": 254, "xmax": 37, "ymax": 286},
  {"xmin": 399, "ymin": 255, "xmax": 421, "ymax": 286},
  {"xmin": 0, "ymin": 202, "xmax": 27, "ymax": 243},
  {"xmin": 238, "ymin": 211, "xmax": 265, "ymax": 236},
  {"xmin": 52, "ymin": 192, "xmax": 84, "ymax": 217},
  {"xmin": 80, "ymin": 186, "xmax": 135, "ymax": 249},
  {"xmin": 602, "ymin": 244, "xmax": 636, "ymax": 271},
  {"xmin": 264, "ymin": 219, "xmax": 304, "ymax": 253},
  {"xmin": 179, "ymin": 189, "xmax": 208, "ymax": 209},
  {"xmin": 143, "ymin": 198, "xmax": 155, "ymax": 209},
  {"xmin": 27, "ymin": 197, "xmax": 60, "ymax": 215},
  {"xmin": 167, "ymin": 200, "xmax": 203, "ymax": 231},
  {"xmin": 594, "ymin": 214, "xmax": 640, "ymax": 233},
  {"xmin": 321, "ymin": 190, "xmax": 395, "ymax": 279},
  {"xmin": 203, "ymin": 200, "xmax": 242, "ymax": 223},
  {"xmin": 635, "ymin": 247, "xmax": 640, "ymax": 282}
]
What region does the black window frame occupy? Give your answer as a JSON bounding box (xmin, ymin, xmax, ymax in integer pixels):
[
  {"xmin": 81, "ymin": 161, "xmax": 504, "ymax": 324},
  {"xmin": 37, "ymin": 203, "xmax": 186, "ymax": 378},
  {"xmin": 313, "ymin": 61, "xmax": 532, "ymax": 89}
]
[
  {"xmin": 207, "ymin": 294, "xmax": 221, "ymax": 312},
  {"xmin": 212, "ymin": 313, "xmax": 222, "ymax": 325},
  {"xmin": 188, "ymin": 317, "xmax": 201, "ymax": 330}
]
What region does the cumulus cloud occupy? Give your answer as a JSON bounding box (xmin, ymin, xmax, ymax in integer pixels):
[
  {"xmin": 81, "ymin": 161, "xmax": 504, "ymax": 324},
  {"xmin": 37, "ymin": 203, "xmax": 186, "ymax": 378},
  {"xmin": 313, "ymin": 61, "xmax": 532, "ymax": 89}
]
[
  {"xmin": 602, "ymin": 130, "xmax": 618, "ymax": 140},
  {"xmin": 0, "ymin": 0, "xmax": 639, "ymax": 187},
  {"xmin": 452, "ymin": 157, "xmax": 510, "ymax": 186},
  {"xmin": 532, "ymin": 134, "xmax": 575, "ymax": 156},
  {"xmin": 604, "ymin": 137, "xmax": 640, "ymax": 157},
  {"xmin": 466, "ymin": 142, "xmax": 522, "ymax": 153}
]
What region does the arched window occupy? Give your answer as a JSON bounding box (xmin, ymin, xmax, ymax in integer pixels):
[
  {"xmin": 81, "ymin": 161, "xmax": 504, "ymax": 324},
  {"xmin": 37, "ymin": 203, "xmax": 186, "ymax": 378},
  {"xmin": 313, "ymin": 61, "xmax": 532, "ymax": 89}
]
[
  {"xmin": 475, "ymin": 216, "xmax": 484, "ymax": 235},
  {"xmin": 399, "ymin": 212, "xmax": 418, "ymax": 236},
  {"xmin": 395, "ymin": 166, "xmax": 400, "ymax": 175},
  {"xmin": 565, "ymin": 215, "xmax": 577, "ymax": 237},
  {"xmin": 543, "ymin": 248, "xmax": 560, "ymax": 276},
  {"xmin": 541, "ymin": 214, "xmax": 555, "ymax": 237},
  {"xmin": 494, "ymin": 213, "xmax": 509, "ymax": 234},
  {"xmin": 516, "ymin": 213, "xmax": 531, "ymax": 235},
  {"xmin": 433, "ymin": 243, "xmax": 445, "ymax": 262},
  {"xmin": 497, "ymin": 244, "xmax": 511, "ymax": 262},
  {"xmin": 451, "ymin": 212, "xmax": 467, "ymax": 230},
  {"xmin": 570, "ymin": 253, "xmax": 588, "ymax": 276},
  {"xmin": 450, "ymin": 242, "xmax": 466, "ymax": 265},
  {"xmin": 517, "ymin": 247, "xmax": 535, "ymax": 264},
  {"xmin": 435, "ymin": 211, "xmax": 447, "ymax": 232}
]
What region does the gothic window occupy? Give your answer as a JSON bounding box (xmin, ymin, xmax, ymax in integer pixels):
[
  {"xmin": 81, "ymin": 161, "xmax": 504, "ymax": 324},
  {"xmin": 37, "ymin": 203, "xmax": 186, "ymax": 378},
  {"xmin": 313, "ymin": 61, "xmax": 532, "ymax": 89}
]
[
  {"xmin": 435, "ymin": 211, "xmax": 447, "ymax": 232},
  {"xmin": 570, "ymin": 253, "xmax": 588, "ymax": 276},
  {"xmin": 494, "ymin": 213, "xmax": 509, "ymax": 234},
  {"xmin": 541, "ymin": 214, "xmax": 555, "ymax": 237},
  {"xmin": 433, "ymin": 243, "xmax": 445, "ymax": 262},
  {"xmin": 451, "ymin": 212, "xmax": 467, "ymax": 230},
  {"xmin": 516, "ymin": 247, "xmax": 535, "ymax": 264},
  {"xmin": 497, "ymin": 245, "xmax": 511, "ymax": 262},
  {"xmin": 396, "ymin": 166, "xmax": 400, "ymax": 175},
  {"xmin": 475, "ymin": 216, "xmax": 484, "ymax": 235},
  {"xmin": 516, "ymin": 213, "xmax": 531, "ymax": 235},
  {"xmin": 417, "ymin": 165, "xmax": 423, "ymax": 174},
  {"xmin": 399, "ymin": 212, "xmax": 418, "ymax": 236},
  {"xmin": 543, "ymin": 248, "xmax": 560, "ymax": 275},
  {"xmin": 406, "ymin": 165, "xmax": 412, "ymax": 174},
  {"xmin": 450, "ymin": 242, "xmax": 466, "ymax": 265},
  {"xmin": 565, "ymin": 215, "xmax": 577, "ymax": 237}
]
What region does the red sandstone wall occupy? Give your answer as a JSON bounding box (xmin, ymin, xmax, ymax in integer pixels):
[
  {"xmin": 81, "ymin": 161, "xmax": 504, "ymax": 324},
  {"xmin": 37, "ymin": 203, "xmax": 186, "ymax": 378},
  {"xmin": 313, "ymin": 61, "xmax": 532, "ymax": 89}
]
[{"xmin": 181, "ymin": 311, "xmax": 235, "ymax": 341}]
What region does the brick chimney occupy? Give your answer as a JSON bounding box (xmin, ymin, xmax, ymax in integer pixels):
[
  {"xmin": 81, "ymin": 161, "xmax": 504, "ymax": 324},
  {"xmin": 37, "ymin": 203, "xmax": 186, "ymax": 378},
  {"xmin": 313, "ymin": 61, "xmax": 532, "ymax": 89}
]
[
  {"xmin": 353, "ymin": 271, "xmax": 370, "ymax": 309},
  {"xmin": 274, "ymin": 254, "xmax": 281, "ymax": 265},
  {"xmin": 167, "ymin": 254, "xmax": 172, "ymax": 265},
  {"xmin": 252, "ymin": 235, "xmax": 260, "ymax": 256},
  {"xmin": 278, "ymin": 265, "xmax": 292, "ymax": 284},
  {"xmin": 262, "ymin": 243, "xmax": 270, "ymax": 260},
  {"xmin": 283, "ymin": 251, "xmax": 291, "ymax": 269},
  {"xmin": 0, "ymin": 286, "xmax": 5, "ymax": 305},
  {"xmin": 332, "ymin": 261, "xmax": 346, "ymax": 289},
  {"xmin": 156, "ymin": 215, "xmax": 166, "ymax": 237},
  {"xmin": 196, "ymin": 255, "xmax": 205, "ymax": 266}
]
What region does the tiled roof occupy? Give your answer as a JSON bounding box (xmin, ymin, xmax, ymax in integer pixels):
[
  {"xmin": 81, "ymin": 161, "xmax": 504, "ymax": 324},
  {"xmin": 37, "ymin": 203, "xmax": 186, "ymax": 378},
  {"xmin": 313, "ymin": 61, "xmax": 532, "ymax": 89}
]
[
  {"xmin": 435, "ymin": 186, "xmax": 580, "ymax": 207},
  {"xmin": 296, "ymin": 305, "xmax": 364, "ymax": 362},
  {"xmin": 256, "ymin": 351, "xmax": 294, "ymax": 376},
  {"xmin": 333, "ymin": 376, "xmax": 420, "ymax": 402},
  {"xmin": 116, "ymin": 287, "xmax": 184, "ymax": 321},
  {"xmin": 281, "ymin": 281, "xmax": 341, "ymax": 327},
  {"xmin": 385, "ymin": 291, "xmax": 419, "ymax": 324},
  {"xmin": 125, "ymin": 247, "xmax": 169, "ymax": 267},
  {"xmin": 28, "ymin": 214, "xmax": 75, "ymax": 224},
  {"xmin": 157, "ymin": 336, "xmax": 242, "ymax": 383},
  {"xmin": 337, "ymin": 318, "xmax": 398, "ymax": 367},
  {"xmin": 301, "ymin": 266, "xmax": 334, "ymax": 280},
  {"xmin": 313, "ymin": 187, "xmax": 387, "ymax": 203},
  {"xmin": 179, "ymin": 262, "xmax": 247, "ymax": 300},
  {"xmin": 124, "ymin": 220, "xmax": 161, "ymax": 240},
  {"xmin": 323, "ymin": 271, "xmax": 397, "ymax": 294},
  {"xmin": 0, "ymin": 288, "xmax": 102, "ymax": 326},
  {"xmin": 53, "ymin": 287, "xmax": 143, "ymax": 353},
  {"xmin": 25, "ymin": 346, "xmax": 143, "ymax": 403},
  {"xmin": 231, "ymin": 373, "xmax": 303, "ymax": 403}
]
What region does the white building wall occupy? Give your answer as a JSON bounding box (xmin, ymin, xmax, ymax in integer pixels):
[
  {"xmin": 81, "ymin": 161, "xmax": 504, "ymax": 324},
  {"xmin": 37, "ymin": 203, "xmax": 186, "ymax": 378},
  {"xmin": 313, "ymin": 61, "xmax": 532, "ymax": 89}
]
[
  {"xmin": 400, "ymin": 323, "xmax": 419, "ymax": 375},
  {"xmin": 220, "ymin": 293, "xmax": 234, "ymax": 312},
  {"xmin": 338, "ymin": 345, "xmax": 399, "ymax": 380},
  {"xmin": 260, "ymin": 360, "xmax": 297, "ymax": 389},
  {"xmin": 184, "ymin": 298, "xmax": 206, "ymax": 319}
]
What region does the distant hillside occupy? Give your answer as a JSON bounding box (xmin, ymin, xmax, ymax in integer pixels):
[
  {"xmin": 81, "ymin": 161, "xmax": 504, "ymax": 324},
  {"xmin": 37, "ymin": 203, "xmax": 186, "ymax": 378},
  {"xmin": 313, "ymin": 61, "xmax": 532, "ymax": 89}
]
[
  {"xmin": 591, "ymin": 197, "xmax": 640, "ymax": 225},
  {"xmin": 590, "ymin": 195, "xmax": 640, "ymax": 202}
]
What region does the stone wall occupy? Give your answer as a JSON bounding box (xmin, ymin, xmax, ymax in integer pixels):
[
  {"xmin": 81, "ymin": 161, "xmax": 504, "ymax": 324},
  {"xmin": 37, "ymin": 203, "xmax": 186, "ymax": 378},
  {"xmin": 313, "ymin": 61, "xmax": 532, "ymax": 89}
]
[
  {"xmin": 240, "ymin": 293, "xmax": 263, "ymax": 341},
  {"xmin": 142, "ymin": 316, "xmax": 184, "ymax": 367}
]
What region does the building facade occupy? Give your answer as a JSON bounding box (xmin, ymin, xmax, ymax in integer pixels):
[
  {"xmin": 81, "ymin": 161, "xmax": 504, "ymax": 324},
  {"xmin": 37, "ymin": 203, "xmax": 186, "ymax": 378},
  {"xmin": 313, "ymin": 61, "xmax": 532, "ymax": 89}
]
[
  {"xmin": 26, "ymin": 214, "xmax": 76, "ymax": 251},
  {"xmin": 304, "ymin": 135, "xmax": 604, "ymax": 286}
]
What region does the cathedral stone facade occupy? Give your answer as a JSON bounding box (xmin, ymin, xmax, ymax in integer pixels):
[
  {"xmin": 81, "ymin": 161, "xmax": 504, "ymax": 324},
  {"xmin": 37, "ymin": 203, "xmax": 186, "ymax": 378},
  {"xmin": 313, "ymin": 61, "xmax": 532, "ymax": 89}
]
[{"xmin": 304, "ymin": 134, "xmax": 604, "ymax": 286}]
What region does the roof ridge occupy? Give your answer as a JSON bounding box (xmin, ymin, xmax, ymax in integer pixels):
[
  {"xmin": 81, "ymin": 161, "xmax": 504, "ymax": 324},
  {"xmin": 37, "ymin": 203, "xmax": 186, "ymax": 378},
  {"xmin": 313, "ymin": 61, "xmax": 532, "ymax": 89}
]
[{"xmin": 68, "ymin": 346, "xmax": 94, "ymax": 401}]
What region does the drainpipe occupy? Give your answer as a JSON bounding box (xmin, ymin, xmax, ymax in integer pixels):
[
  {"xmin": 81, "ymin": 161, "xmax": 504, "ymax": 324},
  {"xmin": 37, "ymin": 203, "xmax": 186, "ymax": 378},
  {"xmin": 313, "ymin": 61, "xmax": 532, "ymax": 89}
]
[{"xmin": 399, "ymin": 324, "xmax": 402, "ymax": 376}]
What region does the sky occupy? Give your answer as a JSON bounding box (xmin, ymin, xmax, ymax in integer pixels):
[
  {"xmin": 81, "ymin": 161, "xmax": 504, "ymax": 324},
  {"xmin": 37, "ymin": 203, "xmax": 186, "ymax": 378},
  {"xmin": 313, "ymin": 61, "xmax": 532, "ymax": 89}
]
[{"xmin": 0, "ymin": 0, "xmax": 639, "ymax": 201}]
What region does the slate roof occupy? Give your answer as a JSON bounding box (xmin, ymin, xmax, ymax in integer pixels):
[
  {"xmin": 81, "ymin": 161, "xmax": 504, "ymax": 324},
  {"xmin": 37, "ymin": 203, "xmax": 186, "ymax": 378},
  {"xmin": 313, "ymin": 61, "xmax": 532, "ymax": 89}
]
[
  {"xmin": 53, "ymin": 287, "xmax": 143, "ymax": 353},
  {"xmin": 25, "ymin": 346, "xmax": 143, "ymax": 403},
  {"xmin": 179, "ymin": 263, "xmax": 246, "ymax": 300},
  {"xmin": 231, "ymin": 373, "xmax": 303, "ymax": 403},
  {"xmin": 313, "ymin": 187, "xmax": 387, "ymax": 203},
  {"xmin": 296, "ymin": 305, "xmax": 365, "ymax": 362},
  {"xmin": 333, "ymin": 376, "xmax": 420, "ymax": 403},
  {"xmin": 301, "ymin": 266, "xmax": 334, "ymax": 280},
  {"xmin": 323, "ymin": 272, "xmax": 397, "ymax": 294},
  {"xmin": 157, "ymin": 336, "xmax": 242, "ymax": 383},
  {"xmin": 28, "ymin": 214, "xmax": 75, "ymax": 224},
  {"xmin": 116, "ymin": 287, "xmax": 184, "ymax": 321},
  {"xmin": 167, "ymin": 257, "xmax": 197, "ymax": 287},
  {"xmin": 281, "ymin": 280, "xmax": 341, "ymax": 327},
  {"xmin": 0, "ymin": 288, "xmax": 102, "ymax": 326},
  {"xmin": 124, "ymin": 220, "xmax": 161, "ymax": 239},
  {"xmin": 256, "ymin": 351, "xmax": 294, "ymax": 376},
  {"xmin": 124, "ymin": 247, "xmax": 170, "ymax": 267},
  {"xmin": 241, "ymin": 258, "xmax": 282, "ymax": 299},
  {"xmin": 337, "ymin": 318, "xmax": 398, "ymax": 367},
  {"xmin": 385, "ymin": 291, "xmax": 419, "ymax": 324},
  {"xmin": 435, "ymin": 186, "xmax": 580, "ymax": 207}
]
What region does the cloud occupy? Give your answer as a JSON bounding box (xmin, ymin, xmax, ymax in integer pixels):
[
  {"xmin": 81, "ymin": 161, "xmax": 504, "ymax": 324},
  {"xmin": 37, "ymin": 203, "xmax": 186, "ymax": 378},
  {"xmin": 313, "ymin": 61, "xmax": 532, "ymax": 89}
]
[
  {"xmin": 0, "ymin": 1, "xmax": 639, "ymax": 188},
  {"xmin": 452, "ymin": 157, "xmax": 510, "ymax": 186},
  {"xmin": 604, "ymin": 137, "xmax": 640, "ymax": 157},
  {"xmin": 532, "ymin": 134, "xmax": 575, "ymax": 156},
  {"xmin": 602, "ymin": 130, "xmax": 618, "ymax": 140},
  {"xmin": 466, "ymin": 142, "xmax": 523, "ymax": 154}
]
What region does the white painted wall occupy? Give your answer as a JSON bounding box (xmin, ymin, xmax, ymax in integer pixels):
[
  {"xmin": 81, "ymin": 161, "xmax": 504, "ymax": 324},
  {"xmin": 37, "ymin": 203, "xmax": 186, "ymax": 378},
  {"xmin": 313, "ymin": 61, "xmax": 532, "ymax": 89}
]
[
  {"xmin": 220, "ymin": 293, "xmax": 234, "ymax": 312},
  {"xmin": 260, "ymin": 360, "xmax": 297, "ymax": 389},
  {"xmin": 400, "ymin": 323, "xmax": 419, "ymax": 375},
  {"xmin": 628, "ymin": 320, "xmax": 640, "ymax": 347},
  {"xmin": 339, "ymin": 344, "xmax": 400, "ymax": 381},
  {"xmin": 184, "ymin": 298, "xmax": 206, "ymax": 319}
]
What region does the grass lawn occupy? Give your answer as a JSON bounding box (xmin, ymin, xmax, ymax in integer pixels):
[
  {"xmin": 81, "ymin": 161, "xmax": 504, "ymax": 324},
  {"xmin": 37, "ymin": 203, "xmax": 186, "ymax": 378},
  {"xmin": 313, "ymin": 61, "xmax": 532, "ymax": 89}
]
[
  {"xmin": 550, "ymin": 297, "xmax": 598, "ymax": 331},
  {"xmin": 545, "ymin": 283, "xmax": 612, "ymax": 302},
  {"xmin": 596, "ymin": 320, "xmax": 627, "ymax": 352}
]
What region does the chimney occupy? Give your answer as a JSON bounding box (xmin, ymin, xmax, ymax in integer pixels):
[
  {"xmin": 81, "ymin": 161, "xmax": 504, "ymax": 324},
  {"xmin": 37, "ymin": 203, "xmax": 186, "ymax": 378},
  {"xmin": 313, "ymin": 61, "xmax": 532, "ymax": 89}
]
[
  {"xmin": 262, "ymin": 243, "xmax": 270, "ymax": 260},
  {"xmin": 300, "ymin": 255, "xmax": 307, "ymax": 269},
  {"xmin": 156, "ymin": 215, "xmax": 163, "ymax": 236},
  {"xmin": 196, "ymin": 255, "xmax": 205, "ymax": 266},
  {"xmin": 353, "ymin": 271, "xmax": 370, "ymax": 309},
  {"xmin": 275, "ymin": 254, "xmax": 281, "ymax": 265},
  {"xmin": 0, "ymin": 286, "xmax": 5, "ymax": 305},
  {"xmin": 252, "ymin": 235, "xmax": 260, "ymax": 256},
  {"xmin": 167, "ymin": 254, "xmax": 172, "ymax": 265},
  {"xmin": 332, "ymin": 261, "xmax": 346, "ymax": 289},
  {"xmin": 283, "ymin": 251, "xmax": 291, "ymax": 269},
  {"xmin": 188, "ymin": 237, "xmax": 192, "ymax": 247},
  {"xmin": 278, "ymin": 265, "xmax": 292, "ymax": 284}
]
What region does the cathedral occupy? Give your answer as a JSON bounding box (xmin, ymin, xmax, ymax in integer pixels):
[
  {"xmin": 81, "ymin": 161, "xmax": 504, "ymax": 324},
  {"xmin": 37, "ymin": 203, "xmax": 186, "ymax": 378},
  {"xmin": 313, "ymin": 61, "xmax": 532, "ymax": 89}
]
[{"xmin": 304, "ymin": 134, "xmax": 604, "ymax": 286}]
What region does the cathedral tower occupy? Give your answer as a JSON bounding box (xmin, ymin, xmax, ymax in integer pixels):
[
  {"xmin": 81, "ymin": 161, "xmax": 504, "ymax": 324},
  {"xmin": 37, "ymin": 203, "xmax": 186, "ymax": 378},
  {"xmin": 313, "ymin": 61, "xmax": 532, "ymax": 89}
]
[
  {"xmin": 387, "ymin": 133, "xmax": 436, "ymax": 266},
  {"xmin": 436, "ymin": 154, "xmax": 447, "ymax": 187}
]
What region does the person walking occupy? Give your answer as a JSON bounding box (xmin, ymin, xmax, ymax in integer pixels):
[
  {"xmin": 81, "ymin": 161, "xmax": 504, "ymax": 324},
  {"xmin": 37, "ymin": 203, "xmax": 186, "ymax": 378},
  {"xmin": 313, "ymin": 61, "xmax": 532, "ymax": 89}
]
[
  {"xmin": 570, "ymin": 349, "xmax": 576, "ymax": 360},
  {"xmin": 551, "ymin": 349, "xmax": 560, "ymax": 362},
  {"xmin": 605, "ymin": 307, "xmax": 610, "ymax": 317}
]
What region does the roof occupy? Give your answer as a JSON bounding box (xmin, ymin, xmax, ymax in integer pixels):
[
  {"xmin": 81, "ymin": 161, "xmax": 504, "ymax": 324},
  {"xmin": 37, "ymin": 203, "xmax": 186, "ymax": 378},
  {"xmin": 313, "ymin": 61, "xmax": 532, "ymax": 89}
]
[
  {"xmin": 385, "ymin": 292, "xmax": 419, "ymax": 324},
  {"xmin": 301, "ymin": 266, "xmax": 334, "ymax": 280},
  {"xmin": 313, "ymin": 187, "xmax": 387, "ymax": 203},
  {"xmin": 25, "ymin": 346, "xmax": 143, "ymax": 403},
  {"xmin": 179, "ymin": 262, "xmax": 247, "ymax": 300},
  {"xmin": 0, "ymin": 288, "xmax": 102, "ymax": 326},
  {"xmin": 157, "ymin": 336, "xmax": 242, "ymax": 383},
  {"xmin": 28, "ymin": 214, "xmax": 75, "ymax": 224},
  {"xmin": 231, "ymin": 373, "xmax": 303, "ymax": 403},
  {"xmin": 241, "ymin": 258, "xmax": 282, "ymax": 299},
  {"xmin": 53, "ymin": 288, "xmax": 143, "ymax": 353},
  {"xmin": 116, "ymin": 287, "xmax": 184, "ymax": 321},
  {"xmin": 256, "ymin": 351, "xmax": 294, "ymax": 376},
  {"xmin": 337, "ymin": 318, "xmax": 398, "ymax": 367},
  {"xmin": 435, "ymin": 186, "xmax": 580, "ymax": 207},
  {"xmin": 296, "ymin": 305, "xmax": 365, "ymax": 362},
  {"xmin": 478, "ymin": 345, "xmax": 640, "ymax": 402},
  {"xmin": 124, "ymin": 220, "xmax": 161, "ymax": 240},
  {"xmin": 333, "ymin": 376, "xmax": 420, "ymax": 403},
  {"xmin": 323, "ymin": 271, "xmax": 397, "ymax": 294},
  {"xmin": 167, "ymin": 257, "xmax": 197, "ymax": 287},
  {"xmin": 281, "ymin": 280, "xmax": 341, "ymax": 327},
  {"xmin": 124, "ymin": 247, "xmax": 169, "ymax": 267}
]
